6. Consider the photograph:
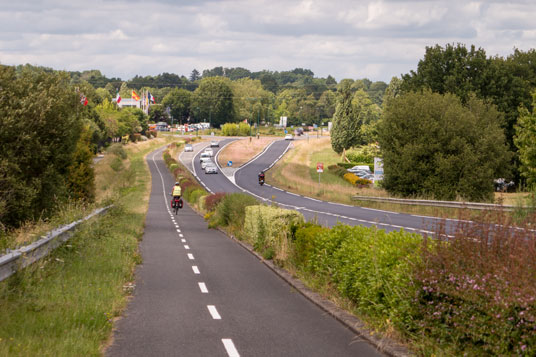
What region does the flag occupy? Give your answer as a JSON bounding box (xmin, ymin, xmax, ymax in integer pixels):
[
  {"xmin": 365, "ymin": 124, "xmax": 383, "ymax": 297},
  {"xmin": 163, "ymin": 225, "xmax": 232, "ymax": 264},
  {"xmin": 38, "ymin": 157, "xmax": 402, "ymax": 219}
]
[
  {"xmin": 148, "ymin": 92, "xmax": 155, "ymax": 103},
  {"xmin": 80, "ymin": 94, "xmax": 88, "ymax": 106},
  {"xmin": 115, "ymin": 92, "xmax": 121, "ymax": 103},
  {"xmin": 132, "ymin": 90, "xmax": 140, "ymax": 101}
]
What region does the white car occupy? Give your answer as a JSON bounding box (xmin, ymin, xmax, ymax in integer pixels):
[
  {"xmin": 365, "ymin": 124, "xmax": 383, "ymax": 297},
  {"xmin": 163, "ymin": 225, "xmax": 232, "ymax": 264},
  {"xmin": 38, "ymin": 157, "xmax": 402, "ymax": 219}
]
[
  {"xmin": 204, "ymin": 164, "xmax": 218, "ymax": 174},
  {"xmin": 204, "ymin": 148, "xmax": 214, "ymax": 157},
  {"xmin": 210, "ymin": 141, "xmax": 219, "ymax": 147},
  {"xmin": 184, "ymin": 144, "xmax": 193, "ymax": 152},
  {"xmin": 284, "ymin": 134, "xmax": 293, "ymax": 140}
]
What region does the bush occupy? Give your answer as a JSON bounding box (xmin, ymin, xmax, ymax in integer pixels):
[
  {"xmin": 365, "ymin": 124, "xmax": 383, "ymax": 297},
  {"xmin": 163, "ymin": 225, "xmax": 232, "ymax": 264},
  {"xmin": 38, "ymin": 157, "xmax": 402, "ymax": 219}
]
[
  {"xmin": 343, "ymin": 173, "xmax": 372, "ymax": 187},
  {"xmin": 293, "ymin": 223, "xmax": 328, "ymax": 267},
  {"xmin": 204, "ymin": 192, "xmax": 226, "ymax": 212},
  {"xmin": 328, "ymin": 164, "xmax": 348, "ymax": 178},
  {"xmin": 187, "ymin": 189, "xmax": 206, "ymax": 205},
  {"xmin": 107, "ymin": 144, "xmax": 127, "ymax": 160},
  {"xmin": 243, "ymin": 205, "xmax": 304, "ymax": 259},
  {"xmin": 221, "ymin": 122, "xmax": 251, "ymax": 136},
  {"xmin": 412, "ymin": 214, "xmax": 536, "ymax": 355},
  {"xmin": 209, "ymin": 193, "xmax": 258, "ymax": 229}
]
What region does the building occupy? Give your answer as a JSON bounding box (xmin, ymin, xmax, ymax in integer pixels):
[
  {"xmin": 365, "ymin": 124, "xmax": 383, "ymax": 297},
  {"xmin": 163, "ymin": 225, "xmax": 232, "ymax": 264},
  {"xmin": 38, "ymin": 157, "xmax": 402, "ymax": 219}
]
[{"xmin": 117, "ymin": 98, "xmax": 141, "ymax": 109}]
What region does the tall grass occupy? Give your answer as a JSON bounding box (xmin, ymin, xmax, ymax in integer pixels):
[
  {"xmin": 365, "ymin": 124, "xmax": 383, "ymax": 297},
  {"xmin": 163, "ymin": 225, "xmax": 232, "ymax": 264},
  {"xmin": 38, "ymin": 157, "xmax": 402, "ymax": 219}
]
[{"xmin": 0, "ymin": 137, "xmax": 171, "ymax": 355}]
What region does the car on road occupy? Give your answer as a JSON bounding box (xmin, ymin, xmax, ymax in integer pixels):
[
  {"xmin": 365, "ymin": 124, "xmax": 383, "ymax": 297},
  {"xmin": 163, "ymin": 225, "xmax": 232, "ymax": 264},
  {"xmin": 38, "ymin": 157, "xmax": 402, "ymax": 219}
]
[
  {"xmin": 200, "ymin": 152, "xmax": 211, "ymax": 161},
  {"xmin": 284, "ymin": 134, "xmax": 293, "ymax": 140},
  {"xmin": 204, "ymin": 148, "xmax": 214, "ymax": 157},
  {"xmin": 201, "ymin": 159, "xmax": 213, "ymax": 170},
  {"xmin": 347, "ymin": 165, "xmax": 372, "ymax": 174},
  {"xmin": 210, "ymin": 141, "xmax": 219, "ymax": 147},
  {"xmin": 204, "ymin": 164, "xmax": 218, "ymax": 174},
  {"xmin": 184, "ymin": 144, "xmax": 193, "ymax": 152}
]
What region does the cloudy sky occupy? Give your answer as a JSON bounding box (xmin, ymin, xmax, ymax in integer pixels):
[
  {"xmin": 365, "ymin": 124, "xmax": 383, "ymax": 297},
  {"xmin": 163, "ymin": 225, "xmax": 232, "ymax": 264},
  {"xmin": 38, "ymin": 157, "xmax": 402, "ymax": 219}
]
[{"xmin": 0, "ymin": 0, "xmax": 534, "ymax": 82}]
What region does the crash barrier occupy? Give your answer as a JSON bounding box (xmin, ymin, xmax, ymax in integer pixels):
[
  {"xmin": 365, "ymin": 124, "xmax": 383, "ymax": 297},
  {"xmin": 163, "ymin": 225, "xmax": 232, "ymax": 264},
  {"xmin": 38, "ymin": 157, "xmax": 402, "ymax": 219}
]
[
  {"xmin": 0, "ymin": 206, "xmax": 112, "ymax": 283},
  {"xmin": 352, "ymin": 196, "xmax": 517, "ymax": 211}
]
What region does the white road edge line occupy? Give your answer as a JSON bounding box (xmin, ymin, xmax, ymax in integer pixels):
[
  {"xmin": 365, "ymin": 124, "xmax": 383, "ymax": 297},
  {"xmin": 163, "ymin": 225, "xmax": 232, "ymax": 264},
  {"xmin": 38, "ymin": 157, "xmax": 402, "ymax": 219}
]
[
  {"xmin": 207, "ymin": 305, "xmax": 221, "ymax": 319},
  {"xmin": 222, "ymin": 339, "xmax": 240, "ymax": 357}
]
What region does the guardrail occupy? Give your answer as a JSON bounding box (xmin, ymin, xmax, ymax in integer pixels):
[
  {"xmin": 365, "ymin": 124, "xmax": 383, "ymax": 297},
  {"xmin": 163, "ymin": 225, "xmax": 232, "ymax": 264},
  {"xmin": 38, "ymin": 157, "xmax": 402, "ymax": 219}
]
[
  {"xmin": 351, "ymin": 196, "xmax": 517, "ymax": 211},
  {"xmin": 0, "ymin": 205, "xmax": 112, "ymax": 283}
]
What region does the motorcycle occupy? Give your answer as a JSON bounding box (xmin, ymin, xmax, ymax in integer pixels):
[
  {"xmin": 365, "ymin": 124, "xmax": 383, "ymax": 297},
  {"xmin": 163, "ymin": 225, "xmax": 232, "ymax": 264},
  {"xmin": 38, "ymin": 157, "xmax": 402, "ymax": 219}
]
[{"xmin": 258, "ymin": 176, "xmax": 265, "ymax": 186}]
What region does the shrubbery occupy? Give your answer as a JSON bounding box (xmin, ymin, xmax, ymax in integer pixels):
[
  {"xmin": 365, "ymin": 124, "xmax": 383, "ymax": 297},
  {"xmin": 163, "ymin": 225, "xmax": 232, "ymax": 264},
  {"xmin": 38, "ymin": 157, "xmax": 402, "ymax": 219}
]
[
  {"xmin": 343, "ymin": 173, "xmax": 372, "ymax": 186},
  {"xmin": 221, "ymin": 122, "xmax": 251, "ymax": 136},
  {"xmin": 207, "ymin": 193, "xmax": 258, "ymax": 231}
]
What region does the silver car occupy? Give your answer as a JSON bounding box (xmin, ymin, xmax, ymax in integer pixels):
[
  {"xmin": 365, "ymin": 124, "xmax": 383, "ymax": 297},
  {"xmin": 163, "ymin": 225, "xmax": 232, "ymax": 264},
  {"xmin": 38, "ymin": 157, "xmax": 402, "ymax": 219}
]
[
  {"xmin": 201, "ymin": 158, "xmax": 212, "ymax": 169},
  {"xmin": 184, "ymin": 144, "xmax": 193, "ymax": 152},
  {"xmin": 204, "ymin": 164, "xmax": 218, "ymax": 174}
]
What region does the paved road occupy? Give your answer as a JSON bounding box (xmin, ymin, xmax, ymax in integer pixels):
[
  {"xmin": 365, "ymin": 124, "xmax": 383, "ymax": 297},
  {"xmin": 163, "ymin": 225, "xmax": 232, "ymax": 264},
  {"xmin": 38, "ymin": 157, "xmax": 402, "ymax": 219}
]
[
  {"xmin": 189, "ymin": 137, "xmax": 459, "ymax": 236},
  {"xmin": 107, "ymin": 145, "xmax": 384, "ymax": 356}
]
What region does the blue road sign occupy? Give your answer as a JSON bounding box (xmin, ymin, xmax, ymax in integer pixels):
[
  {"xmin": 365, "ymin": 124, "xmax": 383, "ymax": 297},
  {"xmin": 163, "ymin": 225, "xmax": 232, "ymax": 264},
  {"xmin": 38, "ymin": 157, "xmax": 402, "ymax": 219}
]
[{"xmin": 227, "ymin": 161, "xmax": 233, "ymax": 167}]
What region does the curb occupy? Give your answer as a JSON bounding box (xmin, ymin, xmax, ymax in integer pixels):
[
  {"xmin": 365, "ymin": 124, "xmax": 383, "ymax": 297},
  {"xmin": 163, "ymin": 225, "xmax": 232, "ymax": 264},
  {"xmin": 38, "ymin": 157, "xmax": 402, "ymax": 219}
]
[{"xmin": 216, "ymin": 227, "xmax": 412, "ymax": 357}]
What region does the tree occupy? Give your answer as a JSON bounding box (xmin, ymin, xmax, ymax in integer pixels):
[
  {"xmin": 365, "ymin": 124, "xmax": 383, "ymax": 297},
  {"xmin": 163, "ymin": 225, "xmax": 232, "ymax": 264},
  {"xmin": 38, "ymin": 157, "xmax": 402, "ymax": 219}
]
[
  {"xmin": 317, "ymin": 90, "xmax": 336, "ymax": 120},
  {"xmin": 231, "ymin": 78, "xmax": 273, "ymax": 123},
  {"xmin": 514, "ymin": 91, "xmax": 536, "ymax": 186},
  {"xmin": 190, "ymin": 69, "xmax": 201, "ymax": 82},
  {"xmin": 377, "ymin": 91, "xmax": 511, "ymax": 201},
  {"xmin": 67, "ymin": 125, "xmax": 95, "ymax": 202},
  {"xmin": 161, "ymin": 88, "xmax": 192, "ymax": 124},
  {"xmin": 383, "ymin": 77, "xmax": 403, "ymax": 108},
  {"xmin": 353, "ymin": 89, "xmax": 381, "ymax": 144},
  {"xmin": 190, "ymin": 77, "xmax": 236, "ymax": 127},
  {"xmin": 331, "ymin": 80, "xmax": 361, "ymax": 154},
  {"xmin": 0, "ymin": 65, "xmax": 84, "ymax": 227}
]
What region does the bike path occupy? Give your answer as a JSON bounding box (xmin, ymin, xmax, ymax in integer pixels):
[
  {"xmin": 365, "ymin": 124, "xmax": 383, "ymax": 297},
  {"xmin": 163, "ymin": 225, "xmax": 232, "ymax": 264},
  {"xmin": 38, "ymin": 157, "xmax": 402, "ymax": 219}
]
[{"xmin": 107, "ymin": 147, "xmax": 384, "ymax": 356}]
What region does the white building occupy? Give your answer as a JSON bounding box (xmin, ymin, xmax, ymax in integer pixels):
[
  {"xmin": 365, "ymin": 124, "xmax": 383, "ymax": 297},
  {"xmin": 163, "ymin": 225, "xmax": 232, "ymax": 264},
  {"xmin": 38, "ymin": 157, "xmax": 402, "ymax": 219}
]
[{"xmin": 117, "ymin": 98, "xmax": 141, "ymax": 109}]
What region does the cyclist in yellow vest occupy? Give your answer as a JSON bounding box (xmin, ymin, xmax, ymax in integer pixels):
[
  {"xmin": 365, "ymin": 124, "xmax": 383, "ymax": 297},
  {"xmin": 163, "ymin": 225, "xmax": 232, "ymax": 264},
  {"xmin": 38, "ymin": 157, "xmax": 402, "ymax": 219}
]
[{"xmin": 171, "ymin": 181, "xmax": 182, "ymax": 208}]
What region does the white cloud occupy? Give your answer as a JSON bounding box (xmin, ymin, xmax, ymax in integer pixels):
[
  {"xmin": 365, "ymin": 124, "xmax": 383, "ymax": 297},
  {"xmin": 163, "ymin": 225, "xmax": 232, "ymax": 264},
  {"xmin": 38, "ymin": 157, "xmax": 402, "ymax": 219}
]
[{"xmin": 0, "ymin": 0, "xmax": 534, "ymax": 82}]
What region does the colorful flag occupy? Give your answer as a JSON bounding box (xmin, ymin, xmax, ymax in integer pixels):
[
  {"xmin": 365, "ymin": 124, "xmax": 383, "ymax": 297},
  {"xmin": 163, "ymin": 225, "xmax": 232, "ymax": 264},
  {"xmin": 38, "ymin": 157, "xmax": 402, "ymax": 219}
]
[
  {"xmin": 132, "ymin": 90, "xmax": 140, "ymax": 101},
  {"xmin": 148, "ymin": 92, "xmax": 155, "ymax": 103},
  {"xmin": 116, "ymin": 92, "xmax": 122, "ymax": 103},
  {"xmin": 80, "ymin": 94, "xmax": 88, "ymax": 106}
]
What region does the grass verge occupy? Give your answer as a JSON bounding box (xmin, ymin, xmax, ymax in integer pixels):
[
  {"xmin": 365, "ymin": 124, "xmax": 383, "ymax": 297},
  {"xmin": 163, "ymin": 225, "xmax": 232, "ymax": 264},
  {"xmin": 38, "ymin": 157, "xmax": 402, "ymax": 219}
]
[{"xmin": 0, "ymin": 137, "xmax": 173, "ymax": 355}]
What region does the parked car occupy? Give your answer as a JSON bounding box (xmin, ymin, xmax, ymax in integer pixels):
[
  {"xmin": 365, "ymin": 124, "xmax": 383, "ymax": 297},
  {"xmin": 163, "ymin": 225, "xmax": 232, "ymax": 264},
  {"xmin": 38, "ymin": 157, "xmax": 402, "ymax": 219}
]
[
  {"xmin": 204, "ymin": 148, "xmax": 214, "ymax": 157},
  {"xmin": 210, "ymin": 141, "xmax": 219, "ymax": 147},
  {"xmin": 285, "ymin": 134, "xmax": 293, "ymax": 140},
  {"xmin": 347, "ymin": 165, "xmax": 372, "ymax": 173},
  {"xmin": 204, "ymin": 164, "xmax": 218, "ymax": 174},
  {"xmin": 201, "ymin": 159, "xmax": 212, "ymax": 170},
  {"xmin": 184, "ymin": 144, "xmax": 193, "ymax": 152}
]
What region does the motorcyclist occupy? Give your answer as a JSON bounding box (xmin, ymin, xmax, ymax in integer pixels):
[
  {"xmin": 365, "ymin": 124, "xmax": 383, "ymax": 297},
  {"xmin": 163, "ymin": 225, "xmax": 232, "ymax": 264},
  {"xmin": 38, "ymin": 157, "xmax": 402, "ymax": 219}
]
[
  {"xmin": 171, "ymin": 181, "xmax": 182, "ymax": 208},
  {"xmin": 258, "ymin": 171, "xmax": 265, "ymax": 183}
]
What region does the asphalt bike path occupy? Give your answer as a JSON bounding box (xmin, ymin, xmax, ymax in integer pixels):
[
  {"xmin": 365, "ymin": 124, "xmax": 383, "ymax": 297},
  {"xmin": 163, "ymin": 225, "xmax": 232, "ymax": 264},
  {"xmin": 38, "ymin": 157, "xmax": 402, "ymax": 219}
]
[{"xmin": 107, "ymin": 146, "xmax": 384, "ymax": 356}]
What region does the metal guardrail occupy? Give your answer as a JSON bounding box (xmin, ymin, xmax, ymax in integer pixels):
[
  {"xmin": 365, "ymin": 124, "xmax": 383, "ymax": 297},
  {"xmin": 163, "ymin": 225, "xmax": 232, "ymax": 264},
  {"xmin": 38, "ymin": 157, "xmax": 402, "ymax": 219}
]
[
  {"xmin": 352, "ymin": 196, "xmax": 517, "ymax": 211},
  {"xmin": 0, "ymin": 205, "xmax": 112, "ymax": 282}
]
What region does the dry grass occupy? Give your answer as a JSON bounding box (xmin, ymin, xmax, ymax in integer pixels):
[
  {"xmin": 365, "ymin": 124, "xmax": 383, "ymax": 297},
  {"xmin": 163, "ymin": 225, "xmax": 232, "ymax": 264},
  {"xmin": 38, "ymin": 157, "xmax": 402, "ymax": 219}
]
[{"xmin": 218, "ymin": 137, "xmax": 278, "ymax": 167}]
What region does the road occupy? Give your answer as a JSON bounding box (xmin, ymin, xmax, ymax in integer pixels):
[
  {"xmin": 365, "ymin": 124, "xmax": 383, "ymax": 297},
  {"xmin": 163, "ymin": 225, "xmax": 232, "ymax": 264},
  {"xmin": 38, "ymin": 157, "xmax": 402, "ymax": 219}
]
[
  {"xmin": 187, "ymin": 137, "xmax": 459, "ymax": 237},
  {"xmin": 107, "ymin": 145, "xmax": 384, "ymax": 356}
]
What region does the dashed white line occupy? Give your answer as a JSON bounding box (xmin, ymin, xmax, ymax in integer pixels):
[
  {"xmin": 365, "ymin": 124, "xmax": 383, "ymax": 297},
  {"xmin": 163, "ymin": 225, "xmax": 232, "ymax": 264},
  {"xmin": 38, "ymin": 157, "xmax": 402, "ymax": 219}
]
[
  {"xmin": 207, "ymin": 305, "xmax": 221, "ymax": 319},
  {"xmin": 179, "ymin": 234, "xmax": 184, "ymax": 238},
  {"xmin": 187, "ymin": 253, "xmax": 194, "ymax": 260},
  {"xmin": 222, "ymin": 339, "xmax": 240, "ymax": 357},
  {"xmin": 184, "ymin": 245, "xmax": 190, "ymax": 250},
  {"xmin": 181, "ymin": 239, "xmax": 186, "ymax": 243},
  {"xmin": 287, "ymin": 192, "xmax": 300, "ymax": 196},
  {"xmin": 176, "ymin": 229, "xmax": 181, "ymax": 233},
  {"xmin": 198, "ymin": 282, "xmax": 208, "ymax": 293},
  {"xmin": 192, "ymin": 266, "xmax": 200, "ymax": 274}
]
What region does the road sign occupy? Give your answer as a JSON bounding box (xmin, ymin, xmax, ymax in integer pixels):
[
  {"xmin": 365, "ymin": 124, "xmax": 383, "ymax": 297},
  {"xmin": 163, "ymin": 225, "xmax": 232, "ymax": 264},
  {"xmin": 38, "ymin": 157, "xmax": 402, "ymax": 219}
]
[
  {"xmin": 227, "ymin": 161, "xmax": 233, "ymax": 167},
  {"xmin": 316, "ymin": 163, "xmax": 324, "ymax": 173}
]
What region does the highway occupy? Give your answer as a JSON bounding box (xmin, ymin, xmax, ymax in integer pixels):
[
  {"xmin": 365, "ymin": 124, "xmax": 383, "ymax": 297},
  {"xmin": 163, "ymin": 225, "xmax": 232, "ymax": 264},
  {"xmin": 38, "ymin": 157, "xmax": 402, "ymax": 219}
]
[{"xmin": 187, "ymin": 137, "xmax": 459, "ymax": 237}]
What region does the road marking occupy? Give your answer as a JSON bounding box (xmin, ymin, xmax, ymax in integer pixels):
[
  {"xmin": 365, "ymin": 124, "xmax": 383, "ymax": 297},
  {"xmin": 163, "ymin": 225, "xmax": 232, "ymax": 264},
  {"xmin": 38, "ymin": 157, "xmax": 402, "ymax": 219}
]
[
  {"xmin": 184, "ymin": 245, "xmax": 190, "ymax": 250},
  {"xmin": 222, "ymin": 339, "xmax": 240, "ymax": 357},
  {"xmin": 179, "ymin": 234, "xmax": 184, "ymax": 238},
  {"xmin": 192, "ymin": 266, "xmax": 200, "ymax": 274},
  {"xmin": 188, "ymin": 253, "xmax": 194, "ymax": 260},
  {"xmin": 176, "ymin": 229, "xmax": 181, "ymax": 233},
  {"xmin": 207, "ymin": 305, "xmax": 221, "ymax": 319},
  {"xmin": 181, "ymin": 239, "xmax": 186, "ymax": 243},
  {"xmin": 287, "ymin": 192, "xmax": 300, "ymax": 196},
  {"xmin": 198, "ymin": 282, "xmax": 208, "ymax": 293},
  {"xmin": 308, "ymin": 197, "xmax": 321, "ymax": 202}
]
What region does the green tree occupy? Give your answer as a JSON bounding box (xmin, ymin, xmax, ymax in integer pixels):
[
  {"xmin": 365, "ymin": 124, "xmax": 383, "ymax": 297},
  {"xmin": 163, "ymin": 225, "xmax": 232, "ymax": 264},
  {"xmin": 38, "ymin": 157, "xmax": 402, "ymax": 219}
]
[
  {"xmin": 377, "ymin": 91, "xmax": 511, "ymax": 201},
  {"xmin": 514, "ymin": 92, "xmax": 536, "ymax": 186},
  {"xmin": 161, "ymin": 88, "xmax": 191, "ymax": 124},
  {"xmin": 67, "ymin": 125, "xmax": 95, "ymax": 202},
  {"xmin": 0, "ymin": 65, "xmax": 83, "ymax": 227},
  {"xmin": 331, "ymin": 79, "xmax": 361, "ymax": 154},
  {"xmin": 191, "ymin": 77, "xmax": 236, "ymax": 127},
  {"xmin": 231, "ymin": 78, "xmax": 273, "ymax": 123},
  {"xmin": 353, "ymin": 89, "xmax": 381, "ymax": 143}
]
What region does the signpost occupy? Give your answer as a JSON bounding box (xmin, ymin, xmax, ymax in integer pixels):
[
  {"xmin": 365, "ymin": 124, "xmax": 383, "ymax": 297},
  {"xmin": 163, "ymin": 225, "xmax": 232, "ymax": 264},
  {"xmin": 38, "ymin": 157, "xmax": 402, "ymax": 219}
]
[
  {"xmin": 227, "ymin": 161, "xmax": 233, "ymax": 167},
  {"xmin": 316, "ymin": 162, "xmax": 323, "ymax": 184}
]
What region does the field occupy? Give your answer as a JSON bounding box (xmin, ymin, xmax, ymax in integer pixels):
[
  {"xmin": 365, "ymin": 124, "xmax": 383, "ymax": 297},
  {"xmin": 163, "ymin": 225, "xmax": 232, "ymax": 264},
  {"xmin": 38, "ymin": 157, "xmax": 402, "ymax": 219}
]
[{"xmin": 217, "ymin": 136, "xmax": 278, "ymax": 167}]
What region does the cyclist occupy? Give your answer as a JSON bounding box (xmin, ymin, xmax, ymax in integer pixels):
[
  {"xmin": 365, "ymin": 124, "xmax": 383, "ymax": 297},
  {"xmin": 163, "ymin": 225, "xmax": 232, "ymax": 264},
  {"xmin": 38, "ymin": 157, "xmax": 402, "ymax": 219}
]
[{"xmin": 171, "ymin": 181, "xmax": 182, "ymax": 208}]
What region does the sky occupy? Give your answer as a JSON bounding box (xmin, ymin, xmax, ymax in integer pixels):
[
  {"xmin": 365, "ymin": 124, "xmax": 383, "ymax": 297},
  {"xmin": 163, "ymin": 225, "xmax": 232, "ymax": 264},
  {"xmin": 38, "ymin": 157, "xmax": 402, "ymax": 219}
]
[{"xmin": 0, "ymin": 0, "xmax": 535, "ymax": 83}]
